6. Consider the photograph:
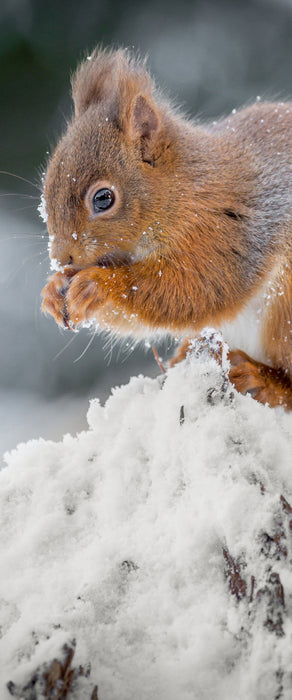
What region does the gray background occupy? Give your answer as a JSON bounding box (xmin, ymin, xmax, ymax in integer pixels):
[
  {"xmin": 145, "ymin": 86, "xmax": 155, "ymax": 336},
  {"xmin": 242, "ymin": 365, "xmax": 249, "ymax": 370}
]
[{"xmin": 1, "ymin": 0, "xmax": 292, "ymax": 454}]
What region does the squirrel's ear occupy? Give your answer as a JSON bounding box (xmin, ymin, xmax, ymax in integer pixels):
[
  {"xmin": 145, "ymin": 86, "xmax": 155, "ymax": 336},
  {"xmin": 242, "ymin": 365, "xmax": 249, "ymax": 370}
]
[
  {"xmin": 128, "ymin": 94, "xmax": 160, "ymax": 164},
  {"xmin": 72, "ymin": 49, "xmax": 161, "ymax": 162},
  {"xmin": 72, "ymin": 50, "xmax": 118, "ymax": 118}
]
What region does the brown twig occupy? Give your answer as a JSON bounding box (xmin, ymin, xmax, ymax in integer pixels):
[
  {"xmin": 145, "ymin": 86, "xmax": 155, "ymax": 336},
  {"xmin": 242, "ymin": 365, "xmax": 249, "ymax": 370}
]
[
  {"xmin": 223, "ymin": 548, "xmax": 247, "ymax": 601},
  {"xmin": 152, "ymin": 345, "xmax": 166, "ymax": 373}
]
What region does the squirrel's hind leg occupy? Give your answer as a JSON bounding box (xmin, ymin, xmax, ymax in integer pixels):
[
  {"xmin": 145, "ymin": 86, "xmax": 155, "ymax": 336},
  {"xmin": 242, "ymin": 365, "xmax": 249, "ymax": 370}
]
[
  {"xmin": 229, "ymin": 349, "xmax": 292, "ymax": 410},
  {"xmin": 170, "ymin": 337, "xmax": 292, "ymax": 410}
]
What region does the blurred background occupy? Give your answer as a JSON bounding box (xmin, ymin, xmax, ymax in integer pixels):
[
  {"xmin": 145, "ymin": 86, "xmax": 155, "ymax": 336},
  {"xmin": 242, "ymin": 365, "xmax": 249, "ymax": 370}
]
[{"xmin": 1, "ymin": 0, "xmax": 292, "ymax": 455}]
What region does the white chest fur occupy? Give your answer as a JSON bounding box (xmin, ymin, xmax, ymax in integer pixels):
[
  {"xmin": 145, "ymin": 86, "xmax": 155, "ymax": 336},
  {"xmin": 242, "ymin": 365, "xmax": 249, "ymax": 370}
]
[
  {"xmin": 219, "ymin": 290, "xmax": 265, "ymax": 362},
  {"xmin": 217, "ymin": 263, "xmax": 286, "ymax": 363}
]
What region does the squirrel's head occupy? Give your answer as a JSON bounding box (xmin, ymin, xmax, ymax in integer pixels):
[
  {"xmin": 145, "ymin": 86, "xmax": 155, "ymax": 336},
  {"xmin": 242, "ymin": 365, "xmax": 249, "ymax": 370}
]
[{"xmin": 43, "ymin": 48, "xmax": 179, "ymax": 271}]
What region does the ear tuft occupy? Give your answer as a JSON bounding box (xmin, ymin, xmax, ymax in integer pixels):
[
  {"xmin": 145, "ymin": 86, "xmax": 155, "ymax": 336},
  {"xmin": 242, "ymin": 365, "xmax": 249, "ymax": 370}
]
[
  {"xmin": 72, "ymin": 48, "xmax": 119, "ymax": 118},
  {"xmin": 71, "ymin": 47, "xmax": 154, "ymax": 120},
  {"xmin": 71, "ymin": 48, "xmax": 163, "ymax": 164}
]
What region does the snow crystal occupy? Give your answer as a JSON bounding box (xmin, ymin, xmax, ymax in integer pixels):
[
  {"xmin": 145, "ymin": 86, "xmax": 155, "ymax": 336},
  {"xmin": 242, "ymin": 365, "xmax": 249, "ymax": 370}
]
[
  {"xmin": 37, "ymin": 194, "xmax": 48, "ymax": 223},
  {"xmin": 0, "ymin": 343, "xmax": 292, "ymax": 699},
  {"xmin": 50, "ymin": 257, "xmax": 64, "ymax": 273}
]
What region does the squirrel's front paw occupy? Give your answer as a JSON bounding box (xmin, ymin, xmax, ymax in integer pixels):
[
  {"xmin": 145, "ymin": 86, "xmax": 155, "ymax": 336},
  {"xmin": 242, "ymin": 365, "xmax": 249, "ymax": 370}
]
[
  {"xmin": 41, "ymin": 268, "xmax": 78, "ymax": 327},
  {"xmin": 66, "ymin": 268, "xmax": 108, "ymax": 326}
]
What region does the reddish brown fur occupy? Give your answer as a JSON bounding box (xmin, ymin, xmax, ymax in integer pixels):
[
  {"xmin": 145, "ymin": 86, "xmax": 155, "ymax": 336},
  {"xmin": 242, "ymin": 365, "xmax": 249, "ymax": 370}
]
[{"xmin": 41, "ymin": 48, "xmax": 292, "ymax": 409}]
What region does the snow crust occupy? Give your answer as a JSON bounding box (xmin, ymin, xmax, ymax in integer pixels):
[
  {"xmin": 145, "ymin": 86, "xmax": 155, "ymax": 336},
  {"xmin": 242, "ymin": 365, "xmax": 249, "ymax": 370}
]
[
  {"xmin": 0, "ymin": 339, "xmax": 292, "ymax": 699},
  {"xmin": 37, "ymin": 194, "xmax": 48, "ymax": 224}
]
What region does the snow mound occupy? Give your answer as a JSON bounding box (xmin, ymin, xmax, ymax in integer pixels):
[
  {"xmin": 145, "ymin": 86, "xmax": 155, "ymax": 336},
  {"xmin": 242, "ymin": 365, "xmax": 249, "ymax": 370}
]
[{"xmin": 1, "ymin": 334, "xmax": 292, "ymax": 699}]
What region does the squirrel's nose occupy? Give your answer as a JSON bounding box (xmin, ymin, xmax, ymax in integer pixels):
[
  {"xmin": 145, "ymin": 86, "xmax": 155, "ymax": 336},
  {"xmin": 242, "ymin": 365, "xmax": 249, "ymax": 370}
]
[
  {"xmin": 50, "ymin": 239, "xmax": 75, "ymax": 267},
  {"xmin": 53, "ymin": 252, "xmax": 75, "ymax": 267}
]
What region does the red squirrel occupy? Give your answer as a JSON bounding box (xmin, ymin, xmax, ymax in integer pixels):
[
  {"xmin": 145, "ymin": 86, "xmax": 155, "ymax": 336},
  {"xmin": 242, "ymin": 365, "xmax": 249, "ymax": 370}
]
[{"xmin": 41, "ymin": 48, "xmax": 292, "ymax": 409}]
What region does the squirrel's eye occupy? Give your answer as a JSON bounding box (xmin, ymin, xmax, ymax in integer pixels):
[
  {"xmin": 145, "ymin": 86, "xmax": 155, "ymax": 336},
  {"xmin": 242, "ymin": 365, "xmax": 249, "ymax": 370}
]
[{"xmin": 92, "ymin": 188, "xmax": 115, "ymax": 214}]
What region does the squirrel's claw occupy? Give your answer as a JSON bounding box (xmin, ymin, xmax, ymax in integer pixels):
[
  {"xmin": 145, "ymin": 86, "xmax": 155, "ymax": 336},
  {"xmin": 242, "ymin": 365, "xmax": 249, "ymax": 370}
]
[{"xmin": 41, "ymin": 268, "xmax": 78, "ymax": 328}]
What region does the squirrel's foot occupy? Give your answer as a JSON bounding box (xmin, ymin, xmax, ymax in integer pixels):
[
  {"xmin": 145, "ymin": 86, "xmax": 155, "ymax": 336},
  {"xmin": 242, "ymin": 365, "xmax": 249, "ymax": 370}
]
[
  {"xmin": 66, "ymin": 268, "xmax": 108, "ymax": 326},
  {"xmin": 41, "ymin": 268, "xmax": 78, "ymax": 327},
  {"xmin": 229, "ymin": 349, "xmax": 292, "ymax": 410}
]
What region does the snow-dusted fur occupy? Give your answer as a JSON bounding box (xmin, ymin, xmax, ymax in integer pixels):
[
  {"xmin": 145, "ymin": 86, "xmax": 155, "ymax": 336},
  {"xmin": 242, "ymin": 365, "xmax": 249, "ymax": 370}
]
[{"xmin": 41, "ymin": 48, "xmax": 292, "ymax": 409}]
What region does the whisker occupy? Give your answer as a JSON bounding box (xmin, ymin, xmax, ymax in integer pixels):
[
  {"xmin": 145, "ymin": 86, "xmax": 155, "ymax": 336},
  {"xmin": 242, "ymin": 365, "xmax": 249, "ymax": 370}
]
[
  {"xmin": 0, "ymin": 234, "xmax": 47, "ymax": 242},
  {"xmin": 103, "ymin": 329, "xmax": 115, "ymax": 365},
  {"xmin": 4, "ymin": 204, "xmax": 43, "ymax": 214},
  {"xmin": 0, "ymin": 233, "xmax": 47, "ymax": 245},
  {"xmin": 0, "ymin": 170, "xmax": 42, "ymax": 192},
  {"xmin": 104, "ymin": 328, "xmax": 123, "ymax": 364},
  {"xmin": 116, "ymin": 335, "xmax": 124, "ymax": 362},
  {"xmin": 73, "ymin": 328, "xmax": 97, "ymax": 362},
  {"xmin": 121, "ymin": 339, "xmax": 138, "ymax": 363},
  {"xmin": 1, "ymin": 249, "xmax": 48, "ymax": 284},
  {"xmin": 52, "ymin": 332, "xmax": 79, "ymax": 361},
  {"xmin": 0, "ymin": 193, "xmax": 39, "ymax": 199},
  {"xmin": 29, "ymin": 253, "xmax": 50, "ymax": 276}
]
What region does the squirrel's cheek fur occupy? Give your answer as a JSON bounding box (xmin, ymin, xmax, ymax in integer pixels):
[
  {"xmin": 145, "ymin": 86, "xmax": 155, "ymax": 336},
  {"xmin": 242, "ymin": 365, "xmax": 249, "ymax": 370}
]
[{"xmin": 40, "ymin": 47, "xmax": 292, "ymax": 409}]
